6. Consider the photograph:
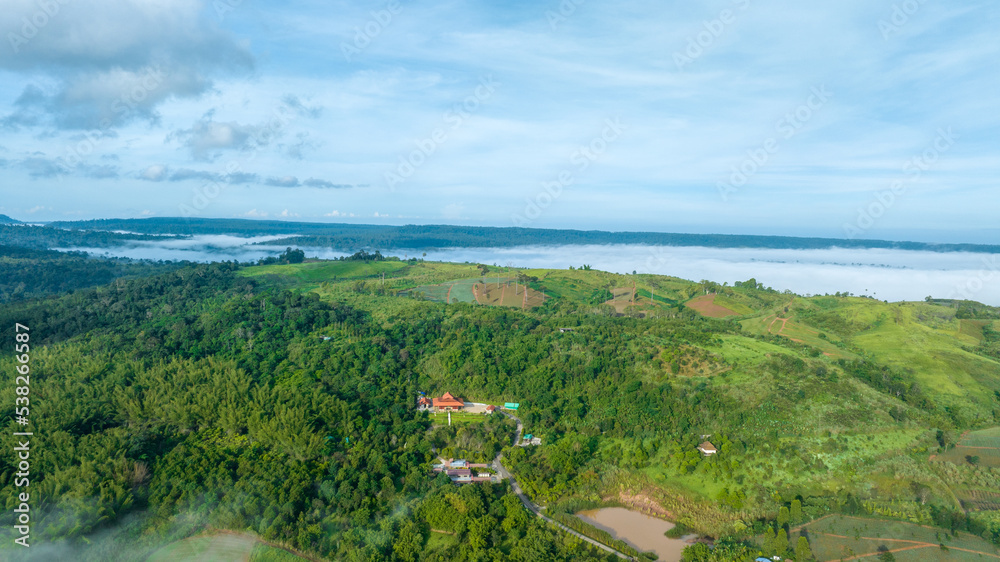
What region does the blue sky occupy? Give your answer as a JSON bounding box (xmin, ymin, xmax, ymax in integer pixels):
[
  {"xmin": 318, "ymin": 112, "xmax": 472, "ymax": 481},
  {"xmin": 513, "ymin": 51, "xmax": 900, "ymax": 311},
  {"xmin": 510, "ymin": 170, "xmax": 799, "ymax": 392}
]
[{"xmin": 1, "ymin": 0, "xmax": 998, "ymax": 242}]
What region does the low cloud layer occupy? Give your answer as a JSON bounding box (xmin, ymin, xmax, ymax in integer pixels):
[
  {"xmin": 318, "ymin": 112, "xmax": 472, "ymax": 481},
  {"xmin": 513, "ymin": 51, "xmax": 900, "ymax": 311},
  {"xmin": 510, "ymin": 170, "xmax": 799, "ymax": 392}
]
[{"xmin": 51, "ymin": 239, "xmax": 1000, "ymax": 306}]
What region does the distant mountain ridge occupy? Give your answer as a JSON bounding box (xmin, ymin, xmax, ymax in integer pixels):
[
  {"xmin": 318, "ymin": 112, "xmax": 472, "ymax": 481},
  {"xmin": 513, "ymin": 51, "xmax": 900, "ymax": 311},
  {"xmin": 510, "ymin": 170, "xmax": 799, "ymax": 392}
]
[
  {"xmin": 46, "ymin": 217, "xmax": 1000, "ymax": 254},
  {"xmin": 0, "ymin": 214, "xmax": 20, "ymax": 224}
]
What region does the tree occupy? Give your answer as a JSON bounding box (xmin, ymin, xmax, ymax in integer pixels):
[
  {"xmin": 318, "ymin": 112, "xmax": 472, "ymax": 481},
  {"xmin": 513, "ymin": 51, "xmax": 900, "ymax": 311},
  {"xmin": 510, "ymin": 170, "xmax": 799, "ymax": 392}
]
[
  {"xmin": 763, "ymin": 526, "xmax": 775, "ymax": 552},
  {"xmin": 790, "ymin": 499, "xmax": 802, "ymax": 523},
  {"xmin": 278, "ymin": 247, "xmax": 305, "ymax": 263},
  {"xmin": 775, "ymin": 528, "xmax": 789, "ymax": 554},
  {"xmin": 778, "ymin": 505, "xmax": 790, "ymax": 527},
  {"xmin": 795, "ymin": 536, "xmax": 813, "ymax": 561},
  {"xmin": 680, "ymin": 543, "xmax": 711, "ymax": 561},
  {"xmin": 392, "ymin": 519, "xmax": 425, "ymax": 562},
  {"xmin": 467, "ymin": 515, "xmax": 496, "ymax": 552}
]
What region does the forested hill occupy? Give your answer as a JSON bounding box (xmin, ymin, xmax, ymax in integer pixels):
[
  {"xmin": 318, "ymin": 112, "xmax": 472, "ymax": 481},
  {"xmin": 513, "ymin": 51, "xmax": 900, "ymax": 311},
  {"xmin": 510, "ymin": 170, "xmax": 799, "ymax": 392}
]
[
  {"xmin": 0, "ymin": 224, "xmax": 181, "ymax": 250},
  {"xmin": 0, "ymin": 214, "xmax": 20, "ymax": 224},
  {"xmin": 47, "ymin": 217, "xmax": 1000, "ymax": 253},
  {"xmin": 0, "ymin": 263, "xmax": 619, "ymax": 561},
  {"xmin": 0, "ymin": 245, "xmax": 187, "ymax": 303}
]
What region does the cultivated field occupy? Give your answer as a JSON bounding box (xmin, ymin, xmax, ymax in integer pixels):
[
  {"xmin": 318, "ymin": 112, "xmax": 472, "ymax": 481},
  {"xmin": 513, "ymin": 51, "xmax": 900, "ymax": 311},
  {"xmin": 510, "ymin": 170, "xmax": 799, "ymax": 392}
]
[
  {"xmin": 685, "ymin": 294, "xmax": 740, "ymax": 318},
  {"xmin": 401, "ymin": 277, "xmax": 483, "ymax": 304},
  {"xmin": 473, "ymin": 281, "xmax": 546, "ymax": 308},
  {"xmin": 401, "ymin": 276, "xmax": 548, "ymax": 308},
  {"xmin": 797, "ymin": 515, "xmax": 1000, "ymax": 561},
  {"xmin": 934, "ymin": 427, "xmax": 1000, "ymax": 469}
]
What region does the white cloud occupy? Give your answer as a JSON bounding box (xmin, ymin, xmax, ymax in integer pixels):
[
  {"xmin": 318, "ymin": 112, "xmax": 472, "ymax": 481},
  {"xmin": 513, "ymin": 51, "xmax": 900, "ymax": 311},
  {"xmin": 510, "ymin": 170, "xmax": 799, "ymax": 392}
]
[
  {"xmin": 0, "ymin": 0, "xmax": 253, "ymax": 130},
  {"xmin": 140, "ymin": 164, "xmax": 168, "ymax": 181},
  {"xmin": 170, "ymin": 118, "xmax": 265, "ymax": 161}
]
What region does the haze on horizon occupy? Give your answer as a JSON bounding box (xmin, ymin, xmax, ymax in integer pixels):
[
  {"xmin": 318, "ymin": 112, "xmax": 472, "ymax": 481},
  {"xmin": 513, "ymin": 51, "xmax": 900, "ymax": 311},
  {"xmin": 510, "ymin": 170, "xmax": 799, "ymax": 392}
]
[{"xmin": 1, "ymin": 0, "xmax": 998, "ymax": 244}]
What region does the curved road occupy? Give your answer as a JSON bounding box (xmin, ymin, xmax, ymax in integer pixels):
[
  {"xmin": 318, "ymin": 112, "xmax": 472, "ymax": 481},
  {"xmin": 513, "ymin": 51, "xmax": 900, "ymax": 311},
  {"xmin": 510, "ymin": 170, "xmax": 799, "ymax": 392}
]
[{"xmin": 493, "ymin": 411, "xmax": 634, "ymax": 560}]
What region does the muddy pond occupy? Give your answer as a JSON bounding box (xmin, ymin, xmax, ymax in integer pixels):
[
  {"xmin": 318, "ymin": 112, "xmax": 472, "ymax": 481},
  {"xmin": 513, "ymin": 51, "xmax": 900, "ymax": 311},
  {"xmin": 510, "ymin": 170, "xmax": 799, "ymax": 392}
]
[{"xmin": 575, "ymin": 507, "xmax": 696, "ymax": 562}]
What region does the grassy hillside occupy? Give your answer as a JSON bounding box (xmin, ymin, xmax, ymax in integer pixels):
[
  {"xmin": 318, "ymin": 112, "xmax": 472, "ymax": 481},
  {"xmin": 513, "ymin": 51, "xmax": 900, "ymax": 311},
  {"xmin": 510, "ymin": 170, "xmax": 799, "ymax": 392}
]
[{"xmin": 233, "ymin": 259, "xmax": 1000, "ymax": 555}]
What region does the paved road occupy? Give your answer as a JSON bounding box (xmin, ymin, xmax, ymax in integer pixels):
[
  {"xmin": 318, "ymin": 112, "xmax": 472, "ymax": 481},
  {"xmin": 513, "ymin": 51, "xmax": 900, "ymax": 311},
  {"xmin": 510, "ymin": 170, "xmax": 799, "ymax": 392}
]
[{"xmin": 493, "ymin": 411, "xmax": 634, "ymax": 560}]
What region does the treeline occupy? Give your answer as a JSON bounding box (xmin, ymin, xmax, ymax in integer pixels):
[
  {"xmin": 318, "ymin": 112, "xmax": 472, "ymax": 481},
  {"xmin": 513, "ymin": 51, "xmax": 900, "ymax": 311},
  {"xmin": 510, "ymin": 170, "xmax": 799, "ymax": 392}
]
[
  {"xmin": 0, "ymin": 224, "xmax": 178, "ymax": 250},
  {"xmin": 956, "ymin": 301, "xmax": 1000, "ymax": 320},
  {"xmin": 47, "ymin": 217, "xmax": 1000, "ymax": 253}
]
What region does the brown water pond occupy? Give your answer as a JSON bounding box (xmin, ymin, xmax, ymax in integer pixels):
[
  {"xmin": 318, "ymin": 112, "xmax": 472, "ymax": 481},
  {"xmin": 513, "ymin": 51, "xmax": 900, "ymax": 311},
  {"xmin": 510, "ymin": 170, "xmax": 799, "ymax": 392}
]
[{"xmin": 576, "ymin": 507, "xmax": 696, "ymax": 562}]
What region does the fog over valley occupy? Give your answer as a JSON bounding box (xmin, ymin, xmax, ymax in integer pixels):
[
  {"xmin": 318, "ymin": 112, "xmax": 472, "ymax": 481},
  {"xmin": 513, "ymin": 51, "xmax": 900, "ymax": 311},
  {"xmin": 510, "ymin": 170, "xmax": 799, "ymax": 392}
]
[{"xmin": 59, "ymin": 236, "xmax": 1000, "ymax": 306}]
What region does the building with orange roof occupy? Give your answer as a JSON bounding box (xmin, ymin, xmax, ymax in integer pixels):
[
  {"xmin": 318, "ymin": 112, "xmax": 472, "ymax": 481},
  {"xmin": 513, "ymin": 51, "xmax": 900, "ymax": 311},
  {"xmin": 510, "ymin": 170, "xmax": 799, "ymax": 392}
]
[{"xmin": 432, "ymin": 392, "xmax": 465, "ymax": 411}]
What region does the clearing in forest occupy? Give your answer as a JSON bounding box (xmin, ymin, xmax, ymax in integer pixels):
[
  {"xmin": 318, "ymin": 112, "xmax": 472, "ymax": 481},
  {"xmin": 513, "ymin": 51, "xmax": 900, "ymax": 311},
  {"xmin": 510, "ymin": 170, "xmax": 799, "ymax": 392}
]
[
  {"xmin": 473, "ymin": 280, "xmax": 546, "ymax": 309},
  {"xmin": 685, "ymin": 294, "xmax": 740, "ymax": 318}
]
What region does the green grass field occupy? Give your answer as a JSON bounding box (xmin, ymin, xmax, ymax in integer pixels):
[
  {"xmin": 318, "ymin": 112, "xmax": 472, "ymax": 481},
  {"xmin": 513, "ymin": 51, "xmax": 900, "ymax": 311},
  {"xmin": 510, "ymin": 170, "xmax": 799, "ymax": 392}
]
[
  {"xmin": 428, "ymin": 410, "xmax": 492, "ymax": 426},
  {"xmin": 250, "ymin": 544, "xmax": 312, "ymax": 561},
  {"xmin": 146, "ymin": 533, "xmax": 312, "ymax": 562},
  {"xmin": 242, "ymin": 259, "xmax": 409, "ymax": 283},
  {"xmin": 846, "ymin": 304, "xmax": 1000, "ymax": 417},
  {"xmin": 147, "ymin": 533, "xmax": 259, "ymax": 562}
]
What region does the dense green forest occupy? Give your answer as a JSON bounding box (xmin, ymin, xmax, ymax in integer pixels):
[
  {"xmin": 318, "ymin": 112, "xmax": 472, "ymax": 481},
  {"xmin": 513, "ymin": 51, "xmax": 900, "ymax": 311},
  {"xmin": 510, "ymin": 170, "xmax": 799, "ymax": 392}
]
[
  {"xmin": 0, "ymin": 263, "xmax": 617, "ymax": 561},
  {"xmin": 0, "ymin": 245, "xmax": 997, "ymax": 560},
  {"xmin": 42, "ymin": 217, "xmax": 1000, "ymax": 253},
  {"xmin": 0, "ymin": 246, "xmax": 186, "ymax": 303}
]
